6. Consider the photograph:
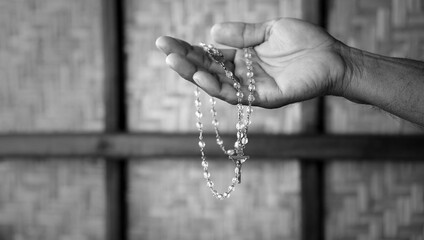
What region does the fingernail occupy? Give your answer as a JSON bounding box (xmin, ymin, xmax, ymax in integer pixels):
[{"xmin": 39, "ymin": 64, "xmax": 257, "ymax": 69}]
[{"xmin": 193, "ymin": 75, "xmax": 200, "ymax": 85}]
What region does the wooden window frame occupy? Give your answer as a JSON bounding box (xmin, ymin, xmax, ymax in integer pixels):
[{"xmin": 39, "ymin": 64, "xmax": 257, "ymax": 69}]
[{"xmin": 0, "ymin": 0, "xmax": 422, "ymax": 240}]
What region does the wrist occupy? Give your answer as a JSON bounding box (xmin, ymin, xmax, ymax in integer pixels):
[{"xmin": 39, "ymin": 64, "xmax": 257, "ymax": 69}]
[{"xmin": 332, "ymin": 42, "xmax": 366, "ymax": 104}]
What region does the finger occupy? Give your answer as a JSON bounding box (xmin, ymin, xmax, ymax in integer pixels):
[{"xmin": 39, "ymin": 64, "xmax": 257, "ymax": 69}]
[
  {"xmin": 166, "ymin": 53, "xmax": 236, "ymax": 88},
  {"xmin": 211, "ymin": 19, "xmax": 277, "ymax": 48},
  {"xmin": 193, "ymin": 71, "xmax": 238, "ymax": 105},
  {"xmin": 156, "ymin": 36, "xmax": 236, "ymax": 74}
]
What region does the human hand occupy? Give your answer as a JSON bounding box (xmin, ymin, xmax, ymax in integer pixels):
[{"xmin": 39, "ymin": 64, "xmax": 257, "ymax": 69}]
[{"xmin": 156, "ymin": 18, "xmax": 347, "ymax": 108}]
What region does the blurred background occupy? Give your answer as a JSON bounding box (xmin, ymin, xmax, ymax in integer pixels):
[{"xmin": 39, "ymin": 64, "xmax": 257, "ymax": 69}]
[{"xmin": 0, "ymin": 0, "xmax": 423, "ymax": 240}]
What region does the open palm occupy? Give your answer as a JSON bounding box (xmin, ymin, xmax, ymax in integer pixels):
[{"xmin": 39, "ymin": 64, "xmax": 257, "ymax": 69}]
[{"xmin": 156, "ymin": 18, "xmax": 346, "ymax": 108}]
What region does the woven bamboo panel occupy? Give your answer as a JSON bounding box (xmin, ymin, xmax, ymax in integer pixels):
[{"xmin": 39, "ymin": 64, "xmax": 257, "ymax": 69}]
[
  {"xmin": 129, "ymin": 158, "xmax": 300, "ymax": 240},
  {"xmin": 326, "ymin": 0, "xmax": 424, "ymax": 133},
  {"xmin": 326, "ymin": 1, "xmax": 424, "ymax": 239},
  {"xmin": 326, "ymin": 161, "xmax": 424, "ymax": 240},
  {"xmin": 0, "ymin": 0, "xmax": 104, "ymax": 132},
  {"xmin": 0, "ymin": 0, "xmax": 106, "ymax": 239},
  {"xmin": 126, "ymin": 0, "xmax": 304, "ymax": 133},
  {"xmin": 0, "ymin": 159, "xmax": 105, "ymax": 240}
]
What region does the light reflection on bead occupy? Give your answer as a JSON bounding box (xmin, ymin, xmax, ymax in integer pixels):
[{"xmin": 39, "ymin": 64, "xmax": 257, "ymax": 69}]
[
  {"xmin": 248, "ymin": 95, "xmax": 255, "ymax": 102},
  {"xmin": 198, "ymin": 141, "xmax": 206, "ymax": 148},
  {"xmin": 207, "ymin": 181, "xmax": 214, "ymax": 187},
  {"xmin": 195, "ymin": 111, "xmax": 203, "ymax": 118},
  {"xmin": 248, "ymin": 84, "xmax": 256, "ymax": 92},
  {"xmin": 203, "ymin": 171, "xmax": 210, "ymax": 179},
  {"xmin": 216, "ymin": 138, "xmax": 223, "ymax": 145},
  {"xmin": 247, "ymin": 72, "xmax": 254, "ymax": 78},
  {"xmin": 232, "ymin": 177, "xmax": 238, "ymax": 184},
  {"xmin": 236, "ymin": 92, "xmax": 244, "ymax": 98},
  {"xmin": 226, "ymin": 149, "xmax": 235, "ymax": 156},
  {"xmin": 209, "ymin": 98, "xmax": 216, "ymax": 105},
  {"xmin": 212, "ymin": 119, "xmax": 219, "ymax": 126},
  {"xmin": 195, "ymin": 99, "xmax": 201, "ymax": 107},
  {"xmin": 196, "ymin": 122, "xmax": 203, "ymax": 129},
  {"xmin": 236, "ymin": 122, "xmax": 245, "ymax": 130},
  {"xmin": 241, "ymin": 137, "xmax": 248, "ymax": 144},
  {"xmin": 217, "ymin": 194, "xmax": 224, "ymax": 200},
  {"xmin": 226, "ymin": 71, "xmax": 233, "ymax": 78},
  {"xmin": 201, "ymin": 161, "xmax": 208, "ymax": 168},
  {"xmin": 233, "ymin": 82, "xmax": 241, "ymax": 89}
]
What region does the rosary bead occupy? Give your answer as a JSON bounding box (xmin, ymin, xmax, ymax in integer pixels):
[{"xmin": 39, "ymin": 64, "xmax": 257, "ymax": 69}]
[
  {"xmin": 217, "ymin": 194, "xmax": 224, "ymax": 200},
  {"xmin": 233, "ymin": 82, "xmax": 241, "ymax": 89},
  {"xmin": 247, "ymin": 71, "xmax": 254, "ymax": 78},
  {"xmin": 216, "ymin": 138, "xmax": 223, "ymax": 145},
  {"xmin": 249, "ymin": 79, "xmax": 255, "ymax": 84},
  {"xmin": 226, "ymin": 71, "xmax": 233, "ymax": 78},
  {"xmin": 248, "ymin": 95, "xmax": 255, "ymax": 102},
  {"xmin": 236, "ymin": 92, "xmax": 244, "ymax": 98},
  {"xmin": 201, "ymin": 161, "xmax": 208, "ymax": 168},
  {"xmin": 195, "ymin": 111, "xmax": 203, "ymax": 118},
  {"xmin": 236, "ymin": 122, "xmax": 245, "ymax": 130},
  {"xmin": 195, "ymin": 99, "xmax": 201, "ymax": 107},
  {"xmin": 234, "ymin": 141, "xmax": 241, "ymax": 150},
  {"xmin": 194, "ymin": 89, "xmax": 200, "ymax": 97},
  {"xmin": 241, "ymin": 137, "xmax": 248, "ymax": 145},
  {"xmin": 226, "ymin": 149, "xmax": 235, "ymax": 156},
  {"xmin": 247, "ymin": 107, "xmax": 253, "ymax": 114},
  {"xmin": 244, "ymin": 52, "xmax": 251, "ymax": 58},
  {"xmin": 247, "ymin": 65, "xmax": 253, "ymax": 71},
  {"xmin": 245, "ymin": 59, "xmax": 252, "ymax": 66},
  {"xmin": 223, "ymin": 192, "xmax": 229, "ymax": 198},
  {"xmin": 198, "ymin": 141, "xmax": 206, "ymax": 148},
  {"xmin": 207, "ymin": 181, "xmax": 214, "ymax": 187},
  {"xmin": 196, "ymin": 122, "xmax": 203, "ymax": 129},
  {"xmin": 203, "ymin": 171, "xmax": 210, "ymax": 179},
  {"xmin": 212, "ymin": 119, "xmax": 219, "ymax": 126},
  {"xmin": 209, "ymin": 98, "xmax": 216, "ymax": 105},
  {"xmin": 248, "ymin": 84, "xmax": 256, "ymax": 92},
  {"xmin": 232, "ymin": 177, "xmax": 238, "ymax": 184}
]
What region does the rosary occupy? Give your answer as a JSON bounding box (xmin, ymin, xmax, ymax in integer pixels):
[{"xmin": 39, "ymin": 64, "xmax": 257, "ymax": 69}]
[{"xmin": 195, "ymin": 43, "xmax": 256, "ymax": 200}]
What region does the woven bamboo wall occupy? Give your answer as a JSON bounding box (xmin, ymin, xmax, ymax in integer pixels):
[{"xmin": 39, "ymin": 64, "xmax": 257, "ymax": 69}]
[
  {"xmin": 326, "ymin": 1, "xmax": 424, "ymax": 239},
  {"xmin": 0, "ymin": 0, "xmax": 105, "ymax": 239},
  {"xmin": 129, "ymin": 159, "xmax": 299, "ymax": 240}
]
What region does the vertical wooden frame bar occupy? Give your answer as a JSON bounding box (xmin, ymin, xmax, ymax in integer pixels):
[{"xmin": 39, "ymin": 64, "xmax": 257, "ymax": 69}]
[
  {"xmin": 102, "ymin": 0, "xmax": 128, "ymax": 239},
  {"xmin": 300, "ymin": 0, "xmax": 327, "ymax": 240}
]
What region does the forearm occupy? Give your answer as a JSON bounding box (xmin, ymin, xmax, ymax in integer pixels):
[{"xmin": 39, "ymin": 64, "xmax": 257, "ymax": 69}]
[{"xmin": 339, "ymin": 44, "xmax": 424, "ymax": 126}]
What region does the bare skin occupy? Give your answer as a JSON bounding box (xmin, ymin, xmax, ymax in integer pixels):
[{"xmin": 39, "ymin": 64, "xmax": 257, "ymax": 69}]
[{"xmin": 156, "ymin": 18, "xmax": 424, "ymax": 127}]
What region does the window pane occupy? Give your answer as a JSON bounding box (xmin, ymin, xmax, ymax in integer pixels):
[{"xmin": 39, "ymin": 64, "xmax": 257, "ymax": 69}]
[
  {"xmin": 126, "ymin": 0, "xmax": 304, "ymax": 133},
  {"xmin": 326, "ymin": 161, "xmax": 424, "ymax": 240},
  {"xmin": 129, "ymin": 158, "xmax": 300, "ymax": 240},
  {"xmin": 0, "ymin": 159, "xmax": 105, "ymax": 240},
  {"xmin": 0, "ymin": 0, "xmax": 104, "ymax": 132}
]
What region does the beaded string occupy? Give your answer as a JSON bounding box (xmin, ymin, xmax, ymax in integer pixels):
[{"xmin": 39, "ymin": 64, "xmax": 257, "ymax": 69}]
[{"xmin": 195, "ymin": 43, "xmax": 256, "ymax": 200}]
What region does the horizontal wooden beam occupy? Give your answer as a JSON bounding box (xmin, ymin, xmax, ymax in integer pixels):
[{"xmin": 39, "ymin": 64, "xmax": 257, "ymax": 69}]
[{"xmin": 0, "ymin": 133, "xmax": 423, "ymax": 160}]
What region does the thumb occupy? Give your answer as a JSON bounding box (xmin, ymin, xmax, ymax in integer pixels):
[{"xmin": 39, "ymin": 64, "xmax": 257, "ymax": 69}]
[{"xmin": 210, "ymin": 20, "xmax": 276, "ymax": 48}]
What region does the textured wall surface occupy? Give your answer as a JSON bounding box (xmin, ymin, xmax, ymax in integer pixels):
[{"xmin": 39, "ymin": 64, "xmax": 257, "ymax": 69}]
[
  {"xmin": 326, "ymin": 1, "xmax": 424, "ymax": 239},
  {"xmin": 0, "ymin": 160, "xmax": 105, "ymax": 240},
  {"xmin": 0, "ymin": 0, "xmax": 105, "ymax": 239},
  {"xmin": 126, "ymin": 0, "xmax": 303, "ymax": 133},
  {"xmin": 0, "ymin": 0, "xmax": 104, "ymax": 132},
  {"xmin": 327, "ymin": 161, "xmax": 424, "ymax": 240},
  {"xmin": 129, "ymin": 159, "xmax": 300, "ymax": 240}
]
